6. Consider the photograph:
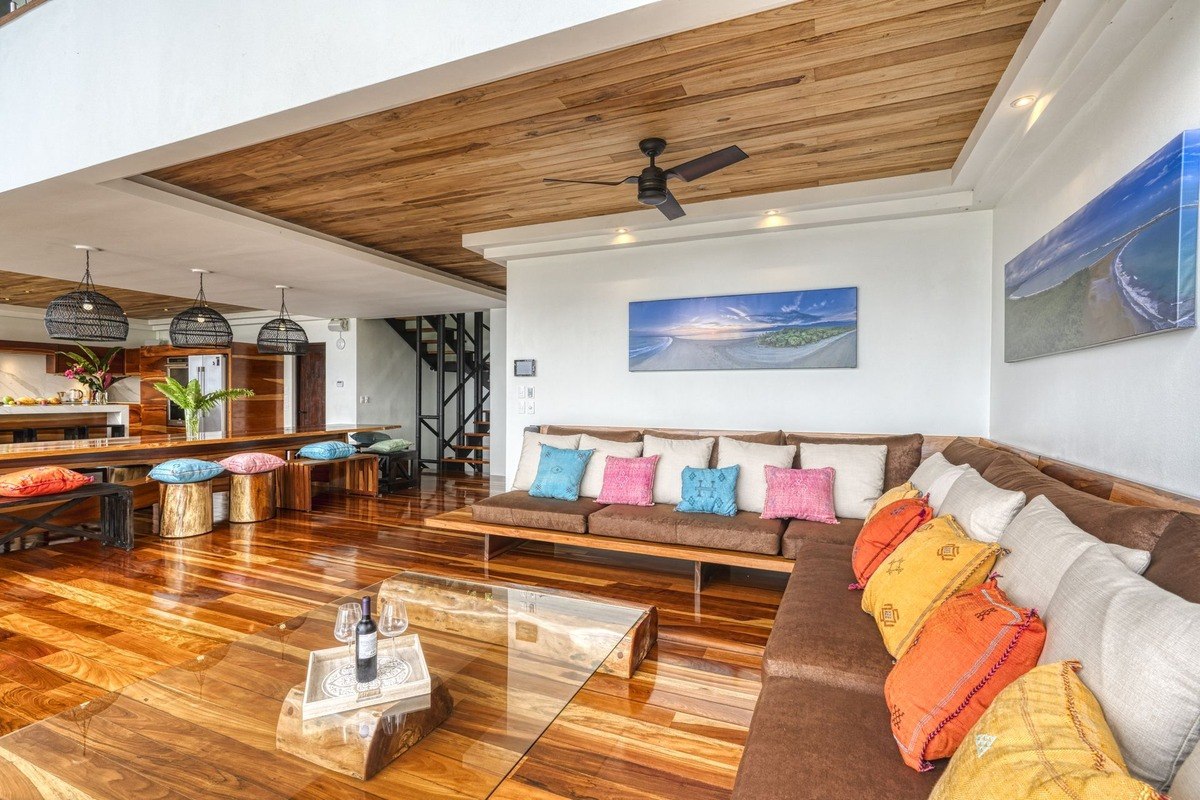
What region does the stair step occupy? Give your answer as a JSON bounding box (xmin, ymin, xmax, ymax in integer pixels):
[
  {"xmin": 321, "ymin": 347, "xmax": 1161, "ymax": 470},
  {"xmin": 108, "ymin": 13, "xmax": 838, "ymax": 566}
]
[
  {"xmin": 463, "ymin": 432, "xmax": 489, "ymax": 439},
  {"xmin": 452, "ymin": 444, "xmax": 489, "ymax": 451},
  {"xmin": 442, "ymin": 457, "xmax": 489, "ymax": 465}
]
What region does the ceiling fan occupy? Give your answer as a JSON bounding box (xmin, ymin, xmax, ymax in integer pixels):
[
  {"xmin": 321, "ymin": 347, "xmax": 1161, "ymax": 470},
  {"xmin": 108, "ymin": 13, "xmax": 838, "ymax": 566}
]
[{"xmin": 542, "ymin": 137, "xmax": 748, "ymax": 221}]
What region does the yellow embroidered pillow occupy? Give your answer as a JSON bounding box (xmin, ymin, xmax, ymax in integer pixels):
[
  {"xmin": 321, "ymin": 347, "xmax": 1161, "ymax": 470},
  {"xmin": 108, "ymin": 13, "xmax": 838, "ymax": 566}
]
[
  {"xmin": 930, "ymin": 661, "xmax": 1164, "ymax": 800},
  {"xmin": 861, "ymin": 515, "xmax": 1000, "ymax": 658},
  {"xmin": 865, "ymin": 481, "xmax": 921, "ymax": 522}
]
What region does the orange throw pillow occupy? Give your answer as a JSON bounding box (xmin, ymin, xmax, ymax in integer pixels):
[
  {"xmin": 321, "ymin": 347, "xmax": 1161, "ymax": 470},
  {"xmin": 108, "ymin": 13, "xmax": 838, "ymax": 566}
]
[
  {"xmin": 849, "ymin": 497, "xmax": 932, "ymax": 589},
  {"xmin": 885, "ymin": 579, "xmax": 1046, "ymax": 772},
  {"xmin": 0, "ymin": 466, "xmax": 93, "ymax": 498}
]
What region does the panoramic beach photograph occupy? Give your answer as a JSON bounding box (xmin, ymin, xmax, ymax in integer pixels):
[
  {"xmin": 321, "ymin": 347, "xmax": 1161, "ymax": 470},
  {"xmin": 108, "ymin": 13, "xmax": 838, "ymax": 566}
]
[
  {"xmin": 1004, "ymin": 129, "xmax": 1198, "ymax": 361},
  {"xmin": 628, "ymin": 287, "xmax": 858, "ymax": 371}
]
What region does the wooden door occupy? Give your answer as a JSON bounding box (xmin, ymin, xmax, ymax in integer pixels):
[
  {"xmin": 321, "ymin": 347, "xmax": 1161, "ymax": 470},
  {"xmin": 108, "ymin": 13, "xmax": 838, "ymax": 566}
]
[{"xmin": 295, "ymin": 343, "xmax": 326, "ymax": 430}]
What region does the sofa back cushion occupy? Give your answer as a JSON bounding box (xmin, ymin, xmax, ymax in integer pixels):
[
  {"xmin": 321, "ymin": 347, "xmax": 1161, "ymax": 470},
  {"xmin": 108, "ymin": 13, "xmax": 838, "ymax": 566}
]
[
  {"xmin": 940, "ymin": 436, "xmax": 1007, "ymax": 473},
  {"xmin": 786, "ymin": 432, "xmax": 923, "ymax": 491},
  {"xmin": 646, "ymin": 429, "xmax": 782, "ymax": 467},
  {"xmin": 1040, "ymin": 545, "xmax": 1200, "ymax": 791},
  {"xmin": 982, "ymin": 454, "xmax": 1177, "ymax": 551},
  {"xmin": 1144, "ymin": 513, "xmax": 1200, "ymax": 603},
  {"xmin": 544, "ymin": 425, "xmax": 642, "ymax": 442},
  {"xmin": 577, "ymin": 435, "xmax": 643, "ymax": 498},
  {"xmin": 512, "ymin": 432, "xmax": 580, "ymax": 491},
  {"xmin": 642, "ymin": 434, "xmax": 715, "ymax": 505}
]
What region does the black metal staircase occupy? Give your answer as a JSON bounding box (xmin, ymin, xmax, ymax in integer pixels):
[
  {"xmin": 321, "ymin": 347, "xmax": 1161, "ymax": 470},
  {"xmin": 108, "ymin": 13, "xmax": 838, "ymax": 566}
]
[{"xmin": 386, "ymin": 314, "xmax": 490, "ymax": 475}]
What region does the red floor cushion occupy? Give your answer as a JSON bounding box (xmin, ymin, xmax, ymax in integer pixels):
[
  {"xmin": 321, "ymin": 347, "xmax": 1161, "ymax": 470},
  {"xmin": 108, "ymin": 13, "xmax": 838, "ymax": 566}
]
[{"xmin": 0, "ymin": 466, "xmax": 93, "ymax": 497}]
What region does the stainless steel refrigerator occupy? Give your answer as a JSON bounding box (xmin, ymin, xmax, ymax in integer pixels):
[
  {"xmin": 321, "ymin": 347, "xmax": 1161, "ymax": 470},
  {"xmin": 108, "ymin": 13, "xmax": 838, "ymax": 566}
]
[{"xmin": 188, "ymin": 355, "xmax": 227, "ymax": 436}]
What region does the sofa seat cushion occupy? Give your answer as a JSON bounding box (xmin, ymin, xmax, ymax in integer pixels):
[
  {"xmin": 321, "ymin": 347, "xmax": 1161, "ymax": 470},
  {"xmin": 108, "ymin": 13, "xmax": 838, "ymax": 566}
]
[
  {"xmin": 981, "ymin": 453, "xmax": 1177, "ymax": 551},
  {"xmin": 470, "ymin": 491, "xmax": 602, "ymax": 534},
  {"xmin": 763, "ymin": 542, "xmax": 894, "ymax": 693},
  {"xmin": 786, "ymin": 432, "xmax": 924, "ymax": 491},
  {"xmin": 732, "ymin": 676, "xmax": 940, "ymax": 800},
  {"xmin": 781, "ymin": 517, "xmax": 863, "ymax": 557},
  {"xmin": 587, "ymin": 503, "xmax": 782, "ymax": 555}
]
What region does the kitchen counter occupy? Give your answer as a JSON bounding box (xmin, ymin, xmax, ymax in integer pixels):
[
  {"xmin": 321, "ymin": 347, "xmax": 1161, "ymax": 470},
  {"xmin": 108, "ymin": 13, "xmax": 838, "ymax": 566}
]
[{"xmin": 0, "ymin": 404, "xmax": 130, "ymax": 439}]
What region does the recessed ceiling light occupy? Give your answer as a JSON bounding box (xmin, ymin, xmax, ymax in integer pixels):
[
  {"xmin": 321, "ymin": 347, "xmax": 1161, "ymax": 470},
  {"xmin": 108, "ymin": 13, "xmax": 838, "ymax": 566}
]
[
  {"xmin": 615, "ymin": 227, "xmax": 628, "ymax": 234},
  {"xmin": 765, "ymin": 209, "xmax": 780, "ymax": 216},
  {"xmin": 1010, "ymin": 95, "xmax": 1037, "ymax": 109}
]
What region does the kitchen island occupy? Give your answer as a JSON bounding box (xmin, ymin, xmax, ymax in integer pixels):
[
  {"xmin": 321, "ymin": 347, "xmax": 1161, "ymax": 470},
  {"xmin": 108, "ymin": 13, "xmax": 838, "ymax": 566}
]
[{"xmin": 0, "ymin": 403, "xmax": 131, "ymax": 441}]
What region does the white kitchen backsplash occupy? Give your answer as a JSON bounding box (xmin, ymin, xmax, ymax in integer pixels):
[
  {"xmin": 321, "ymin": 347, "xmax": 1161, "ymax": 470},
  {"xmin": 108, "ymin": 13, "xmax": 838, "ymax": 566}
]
[{"xmin": 0, "ymin": 353, "xmax": 139, "ymax": 403}]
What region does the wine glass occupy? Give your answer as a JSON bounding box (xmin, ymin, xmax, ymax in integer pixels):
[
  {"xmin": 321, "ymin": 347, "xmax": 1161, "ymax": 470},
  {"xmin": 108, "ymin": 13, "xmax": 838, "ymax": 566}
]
[
  {"xmin": 378, "ymin": 598, "xmax": 409, "ymax": 660},
  {"xmin": 333, "ymin": 602, "xmax": 361, "ymax": 659}
]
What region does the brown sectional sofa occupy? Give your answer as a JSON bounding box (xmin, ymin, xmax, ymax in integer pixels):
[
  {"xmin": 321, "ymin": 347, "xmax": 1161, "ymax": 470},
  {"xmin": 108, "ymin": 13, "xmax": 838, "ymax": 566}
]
[
  {"xmin": 472, "ymin": 426, "xmax": 919, "ymax": 558},
  {"xmin": 732, "ymin": 436, "xmax": 1200, "ymax": 800}
]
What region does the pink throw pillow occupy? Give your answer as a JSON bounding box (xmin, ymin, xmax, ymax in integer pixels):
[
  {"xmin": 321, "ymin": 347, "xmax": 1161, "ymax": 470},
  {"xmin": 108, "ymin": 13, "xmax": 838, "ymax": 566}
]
[
  {"xmin": 219, "ymin": 452, "xmax": 286, "ymax": 475},
  {"xmin": 596, "ymin": 455, "xmax": 660, "ymax": 506},
  {"xmin": 761, "ymin": 465, "xmax": 837, "ymax": 523}
]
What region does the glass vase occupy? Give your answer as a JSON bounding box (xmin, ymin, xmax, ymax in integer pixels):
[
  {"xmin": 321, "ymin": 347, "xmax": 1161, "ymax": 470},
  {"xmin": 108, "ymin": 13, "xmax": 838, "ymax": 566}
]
[
  {"xmin": 89, "ymin": 389, "xmax": 108, "ymax": 405},
  {"xmin": 184, "ymin": 409, "xmax": 201, "ymax": 439}
]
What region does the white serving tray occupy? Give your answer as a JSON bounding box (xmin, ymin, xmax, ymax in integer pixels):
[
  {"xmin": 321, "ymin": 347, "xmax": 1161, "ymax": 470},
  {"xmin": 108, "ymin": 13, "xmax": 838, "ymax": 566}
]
[{"xmin": 301, "ymin": 633, "xmax": 431, "ymax": 720}]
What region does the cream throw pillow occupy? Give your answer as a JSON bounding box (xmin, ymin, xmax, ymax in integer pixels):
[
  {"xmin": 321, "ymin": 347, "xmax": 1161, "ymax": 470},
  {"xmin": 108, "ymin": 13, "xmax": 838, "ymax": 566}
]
[
  {"xmin": 512, "ymin": 432, "xmax": 580, "ymax": 491},
  {"xmin": 909, "ymin": 452, "xmax": 969, "ymax": 513},
  {"xmin": 937, "ymin": 467, "xmax": 1026, "ymax": 542},
  {"xmin": 716, "ymin": 436, "xmax": 796, "ymax": 514},
  {"xmin": 799, "ymin": 442, "xmax": 887, "ymax": 519},
  {"xmin": 643, "ymin": 435, "xmax": 714, "ymax": 505},
  {"xmin": 577, "ymin": 434, "xmax": 644, "ymax": 498}
]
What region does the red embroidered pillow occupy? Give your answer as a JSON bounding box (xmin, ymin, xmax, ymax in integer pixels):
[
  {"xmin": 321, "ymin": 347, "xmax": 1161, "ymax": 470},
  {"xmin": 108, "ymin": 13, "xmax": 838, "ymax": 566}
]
[
  {"xmin": 0, "ymin": 466, "xmax": 93, "ymax": 497},
  {"xmin": 886, "ymin": 580, "xmax": 1046, "ymax": 771},
  {"xmin": 760, "ymin": 466, "xmax": 836, "ymax": 523},
  {"xmin": 850, "ymin": 497, "xmax": 932, "ymax": 588},
  {"xmin": 596, "ymin": 455, "xmax": 659, "ymax": 506}
]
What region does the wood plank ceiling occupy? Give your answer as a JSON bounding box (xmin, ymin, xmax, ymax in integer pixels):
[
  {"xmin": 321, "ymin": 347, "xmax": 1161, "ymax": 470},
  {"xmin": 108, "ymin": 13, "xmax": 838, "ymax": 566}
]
[
  {"xmin": 149, "ymin": 0, "xmax": 1043, "ymax": 291},
  {"xmin": 0, "ymin": 270, "xmax": 252, "ymax": 320}
]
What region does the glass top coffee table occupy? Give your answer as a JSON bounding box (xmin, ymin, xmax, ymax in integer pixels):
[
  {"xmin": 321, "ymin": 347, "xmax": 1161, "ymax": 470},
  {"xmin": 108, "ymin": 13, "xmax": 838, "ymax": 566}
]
[{"xmin": 0, "ymin": 572, "xmax": 657, "ymax": 799}]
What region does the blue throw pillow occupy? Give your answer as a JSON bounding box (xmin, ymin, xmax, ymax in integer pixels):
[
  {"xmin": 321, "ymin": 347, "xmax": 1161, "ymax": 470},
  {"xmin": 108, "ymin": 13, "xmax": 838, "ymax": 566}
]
[
  {"xmin": 528, "ymin": 445, "xmax": 594, "ymax": 501},
  {"xmin": 149, "ymin": 458, "xmax": 224, "ymax": 484},
  {"xmin": 676, "ymin": 465, "xmax": 739, "ymax": 516},
  {"xmin": 297, "ymin": 440, "xmax": 357, "ymax": 460}
]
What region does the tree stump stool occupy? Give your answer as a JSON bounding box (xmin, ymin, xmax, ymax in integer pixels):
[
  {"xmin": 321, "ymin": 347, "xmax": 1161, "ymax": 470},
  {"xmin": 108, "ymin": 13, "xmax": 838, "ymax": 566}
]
[
  {"xmin": 159, "ymin": 481, "xmax": 214, "ymax": 538},
  {"xmin": 229, "ymin": 471, "xmax": 276, "ymax": 523}
]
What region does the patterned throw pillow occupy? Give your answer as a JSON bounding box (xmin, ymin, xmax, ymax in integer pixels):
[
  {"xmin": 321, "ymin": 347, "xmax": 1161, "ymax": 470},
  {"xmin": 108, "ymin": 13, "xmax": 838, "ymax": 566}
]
[
  {"xmin": 675, "ymin": 465, "xmax": 739, "ymax": 517},
  {"xmin": 865, "ymin": 481, "xmax": 921, "ymax": 522},
  {"xmin": 886, "ymin": 580, "xmax": 1046, "ymax": 771},
  {"xmin": 850, "ymin": 497, "xmax": 933, "ymax": 588},
  {"xmin": 929, "ymin": 662, "xmax": 1165, "ymax": 800},
  {"xmin": 296, "ymin": 440, "xmax": 356, "ymax": 460},
  {"xmin": 596, "ymin": 455, "xmax": 659, "ymax": 507},
  {"xmin": 760, "ymin": 466, "xmax": 836, "ymax": 523},
  {"xmin": 0, "ymin": 466, "xmax": 93, "ymax": 497},
  {"xmin": 528, "ymin": 445, "xmax": 594, "ymax": 501},
  {"xmin": 218, "ymin": 452, "xmax": 286, "ymax": 475},
  {"xmin": 862, "ymin": 516, "xmax": 1002, "ymax": 658},
  {"xmin": 149, "ymin": 458, "xmax": 224, "ymax": 484}
]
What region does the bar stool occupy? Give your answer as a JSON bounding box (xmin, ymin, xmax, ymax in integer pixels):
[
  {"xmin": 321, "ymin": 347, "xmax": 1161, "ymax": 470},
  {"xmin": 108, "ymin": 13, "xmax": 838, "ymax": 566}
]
[
  {"xmin": 148, "ymin": 458, "xmax": 225, "ymax": 539},
  {"xmin": 217, "ymin": 453, "xmax": 286, "ymax": 524}
]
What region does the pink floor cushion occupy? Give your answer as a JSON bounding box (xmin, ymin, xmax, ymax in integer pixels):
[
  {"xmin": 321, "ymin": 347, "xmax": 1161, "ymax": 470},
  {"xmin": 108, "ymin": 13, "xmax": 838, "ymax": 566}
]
[
  {"xmin": 596, "ymin": 455, "xmax": 660, "ymax": 506},
  {"xmin": 219, "ymin": 452, "xmax": 286, "ymax": 475},
  {"xmin": 761, "ymin": 465, "xmax": 837, "ymax": 523}
]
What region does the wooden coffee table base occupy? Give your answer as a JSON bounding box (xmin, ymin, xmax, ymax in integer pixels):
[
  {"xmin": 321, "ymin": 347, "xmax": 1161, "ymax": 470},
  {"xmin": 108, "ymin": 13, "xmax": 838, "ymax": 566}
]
[{"xmin": 276, "ymin": 676, "xmax": 453, "ymax": 780}]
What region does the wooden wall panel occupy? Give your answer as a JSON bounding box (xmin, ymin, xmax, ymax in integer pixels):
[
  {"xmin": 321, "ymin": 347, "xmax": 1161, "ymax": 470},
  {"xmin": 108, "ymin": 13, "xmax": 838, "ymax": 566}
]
[{"xmin": 229, "ymin": 343, "xmax": 284, "ymax": 435}]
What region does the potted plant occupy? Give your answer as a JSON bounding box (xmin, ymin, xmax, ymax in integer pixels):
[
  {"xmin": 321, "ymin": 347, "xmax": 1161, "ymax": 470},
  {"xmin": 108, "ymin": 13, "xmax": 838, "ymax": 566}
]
[
  {"xmin": 59, "ymin": 344, "xmax": 127, "ymax": 405},
  {"xmin": 152, "ymin": 376, "xmax": 254, "ymax": 438}
]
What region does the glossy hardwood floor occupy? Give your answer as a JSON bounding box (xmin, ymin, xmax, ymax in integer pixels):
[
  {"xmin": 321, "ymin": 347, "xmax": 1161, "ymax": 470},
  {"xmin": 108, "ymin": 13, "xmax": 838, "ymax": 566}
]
[{"xmin": 0, "ymin": 475, "xmax": 785, "ymax": 799}]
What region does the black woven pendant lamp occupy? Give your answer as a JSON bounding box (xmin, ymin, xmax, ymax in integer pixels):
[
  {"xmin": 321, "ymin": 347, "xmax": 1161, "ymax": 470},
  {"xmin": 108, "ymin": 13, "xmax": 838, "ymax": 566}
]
[
  {"xmin": 169, "ymin": 269, "xmax": 232, "ymax": 347},
  {"xmin": 257, "ymin": 285, "xmax": 308, "ymax": 355},
  {"xmin": 44, "ymin": 245, "xmax": 129, "ymax": 342}
]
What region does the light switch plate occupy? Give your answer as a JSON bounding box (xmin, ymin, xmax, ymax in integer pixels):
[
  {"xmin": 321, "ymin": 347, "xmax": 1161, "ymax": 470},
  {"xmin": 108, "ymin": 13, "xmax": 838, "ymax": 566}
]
[
  {"xmin": 526, "ymin": 386, "xmax": 535, "ymax": 399},
  {"xmin": 527, "ymin": 400, "xmax": 536, "ymax": 415},
  {"xmin": 517, "ymin": 399, "xmax": 527, "ymax": 414},
  {"xmin": 517, "ymin": 386, "xmax": 527, "ymax": 399}
]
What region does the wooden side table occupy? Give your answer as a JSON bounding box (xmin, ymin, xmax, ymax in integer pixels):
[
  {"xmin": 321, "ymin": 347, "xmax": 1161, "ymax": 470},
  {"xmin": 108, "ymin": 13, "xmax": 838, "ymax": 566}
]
[
  {"xmin": 229, "ymin": 471, "xmax": 276, "ymax": 523},
  {"xmin": 159, "ymin": 481, "xmax": 213, "ymax": 538}
]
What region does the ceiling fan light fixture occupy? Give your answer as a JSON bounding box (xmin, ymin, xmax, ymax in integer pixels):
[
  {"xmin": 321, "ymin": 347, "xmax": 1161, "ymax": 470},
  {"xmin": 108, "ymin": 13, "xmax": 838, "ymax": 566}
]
[
  {"xmin": 257, "ymin": 286, "xmax": 308, "ymax": 355},
  {"xmin": 44, "ymin": 245, "xmax": 129, "ymax": 342},
  {"xmin": 170, "ymin": 269, "xmax": 233, "ymax": 347}
]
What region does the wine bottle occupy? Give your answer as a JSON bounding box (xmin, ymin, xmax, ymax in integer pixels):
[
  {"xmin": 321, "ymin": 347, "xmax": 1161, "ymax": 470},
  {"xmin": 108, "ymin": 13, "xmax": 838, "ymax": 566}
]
[{"xmin": 355, "ymin": 596, "xmax": 378, "ymax": 683}]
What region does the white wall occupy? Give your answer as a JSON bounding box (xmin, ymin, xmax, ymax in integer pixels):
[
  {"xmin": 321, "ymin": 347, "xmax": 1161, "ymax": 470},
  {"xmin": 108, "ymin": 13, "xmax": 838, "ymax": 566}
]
[
  {"xmin": 356, "ymin": 319, "xmax": 415, "ymax": 438},
  {"xmin": 489, "ymin": 309, "xmax": 507, "ymax": 478},
  {"xmin": 990, "ymin": 0, "xmax": 1200, "ymax": 497},
  {"xmin": 505, "ymin": 212, "xmax": 993, "ymax": 478}
]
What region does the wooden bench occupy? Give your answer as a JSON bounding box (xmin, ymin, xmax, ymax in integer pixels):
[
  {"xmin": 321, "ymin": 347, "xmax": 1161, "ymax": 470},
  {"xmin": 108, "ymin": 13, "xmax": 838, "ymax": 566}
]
[
  {"xmin": 277, "ymin": 454, "xmax": 379, "ymax": 512},
  {"xmin": 425, "ymin": 507, "xmax": 794, "ymax": 592},
  {"xmin": 0, "ymin": 482, "xmax": 134, "ymax": 552}
]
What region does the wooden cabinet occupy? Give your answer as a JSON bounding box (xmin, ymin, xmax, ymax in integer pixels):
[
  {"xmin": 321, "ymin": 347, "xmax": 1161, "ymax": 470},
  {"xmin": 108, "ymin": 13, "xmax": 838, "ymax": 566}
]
[{"xmin": 44, "ymin": 346, "xmax": 130, "ymax": 376}]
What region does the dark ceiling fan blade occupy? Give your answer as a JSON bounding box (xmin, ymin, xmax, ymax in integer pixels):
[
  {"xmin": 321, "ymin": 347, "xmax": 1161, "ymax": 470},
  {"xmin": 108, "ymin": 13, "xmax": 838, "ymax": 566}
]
[
  {"xmin": 665, "ymin": 145, "xmax": 749, "ymax": 182},
  {"xmin": 542, "ymin": 176, "xmax": 637, "ymax": 186},
  {"xmin": 657, "ymin": 190, "xmax": 686, "ymax": 221}
]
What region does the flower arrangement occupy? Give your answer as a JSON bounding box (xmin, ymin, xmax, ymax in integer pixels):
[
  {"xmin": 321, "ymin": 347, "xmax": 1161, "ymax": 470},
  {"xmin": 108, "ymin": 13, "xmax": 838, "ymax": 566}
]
[{"xmin": 59, "ymin": 344, "xmax": 126, "ymax": 403}]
